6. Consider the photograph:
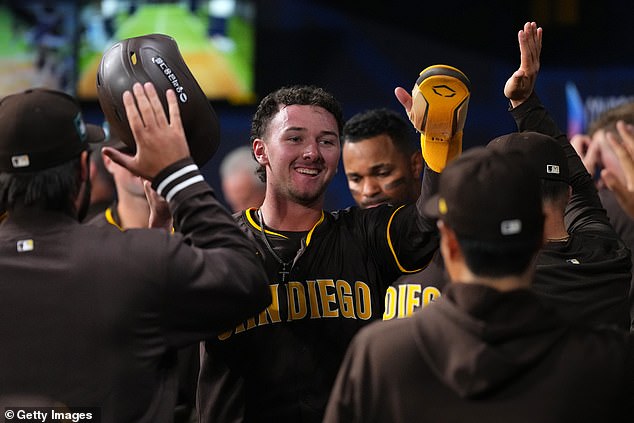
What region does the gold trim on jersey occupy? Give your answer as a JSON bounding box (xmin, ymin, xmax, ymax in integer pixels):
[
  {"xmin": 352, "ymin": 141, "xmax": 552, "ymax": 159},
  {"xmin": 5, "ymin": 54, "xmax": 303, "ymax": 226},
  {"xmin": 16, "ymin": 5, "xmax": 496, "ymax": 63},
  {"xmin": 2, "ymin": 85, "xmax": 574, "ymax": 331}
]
[
  {"xmin": 246, "ymin": 208, "xmax": 325, "ymax": 243},
  {"xmin": 105, "ymin": 207, "xmax": 124, "ymax": 232},
  {"xmin": 386, "ymin": 205, "xmax": 425, "ymax": 273}
]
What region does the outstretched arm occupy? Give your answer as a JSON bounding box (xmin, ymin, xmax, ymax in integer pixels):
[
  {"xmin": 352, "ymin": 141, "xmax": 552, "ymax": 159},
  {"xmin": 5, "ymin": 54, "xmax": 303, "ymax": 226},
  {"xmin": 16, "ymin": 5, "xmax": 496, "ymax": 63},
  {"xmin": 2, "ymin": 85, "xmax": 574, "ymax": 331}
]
[
  {"xmin": 104, "ymin": 82, "xmax": 270, "ymax": 342},
  {"xmin": 505, "ymin": 22, "xmax": 610, "ymax": 233},
  {"xmin": 394, "ymin": 85, "xmax": 440, "ymax": 230},
  {"xmin": 504, "ymin": 21, "xmax": 542, "ymax": 108}
]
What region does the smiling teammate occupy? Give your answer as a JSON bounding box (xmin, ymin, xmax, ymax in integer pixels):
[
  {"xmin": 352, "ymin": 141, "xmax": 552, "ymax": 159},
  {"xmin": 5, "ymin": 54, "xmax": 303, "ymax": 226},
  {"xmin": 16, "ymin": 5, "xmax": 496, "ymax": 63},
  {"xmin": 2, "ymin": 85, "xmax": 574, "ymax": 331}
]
[{"xmin": 198, "ymin": 79, "xmax": 469, "ymax": 422}]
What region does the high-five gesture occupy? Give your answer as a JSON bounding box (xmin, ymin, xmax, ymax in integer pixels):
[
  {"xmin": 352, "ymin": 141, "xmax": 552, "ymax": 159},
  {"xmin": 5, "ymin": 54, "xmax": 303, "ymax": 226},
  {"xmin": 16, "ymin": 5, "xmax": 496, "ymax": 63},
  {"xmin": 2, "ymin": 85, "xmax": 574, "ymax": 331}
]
[
  {"xmin": 504, "ymin": 21, "xmax": 543, "ymax": 108},
  {"xmin": 103, "ymin": 82, "xmax": 191, "ymax": 180}
]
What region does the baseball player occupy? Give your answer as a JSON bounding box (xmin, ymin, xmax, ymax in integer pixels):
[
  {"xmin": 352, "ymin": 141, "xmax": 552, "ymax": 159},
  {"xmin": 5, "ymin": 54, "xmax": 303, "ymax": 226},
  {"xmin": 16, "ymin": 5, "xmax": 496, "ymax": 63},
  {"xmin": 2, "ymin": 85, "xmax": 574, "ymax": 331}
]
[
  {"xmin": 0, "ymin": 83, "xmax": 270, "ymax": 422},
  {"xmin": 198, "ymin": 71, "xmax": 470, "ymax": 422},
  {"xmin": 86, "ymin": 138, "xmax": 154, "ymax": 230},
  {"xmin": 341, "ymin": 108, "xmax": 447, "ymax": 320},
  {"xmin": 493, "ymin": 21, "xmax": 631, "ymax": 329},
  {"xmin": 324, "ymin": 145, "xmax": 634, "ymax": 423}
]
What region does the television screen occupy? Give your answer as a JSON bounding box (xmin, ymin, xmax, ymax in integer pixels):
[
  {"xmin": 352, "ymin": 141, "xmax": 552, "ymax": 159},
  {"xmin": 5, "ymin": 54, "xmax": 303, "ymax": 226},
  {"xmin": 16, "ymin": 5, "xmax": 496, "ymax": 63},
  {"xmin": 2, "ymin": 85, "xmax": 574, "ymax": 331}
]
[
  {"xmin": 0, "ymin": 1, "xmax": 78, "ymax": 97},
  {"xmin": 77, "ymin": 0, "xmax": 256, "ymax": 104}
]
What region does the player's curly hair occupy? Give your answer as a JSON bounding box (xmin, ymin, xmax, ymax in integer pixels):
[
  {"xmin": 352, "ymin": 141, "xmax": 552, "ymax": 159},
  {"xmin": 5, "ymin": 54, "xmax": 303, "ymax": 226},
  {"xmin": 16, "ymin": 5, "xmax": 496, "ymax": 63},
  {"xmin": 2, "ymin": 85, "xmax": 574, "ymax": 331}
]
[
  {"xmin": 250, "ymin": 85, "xmax": 344, "ymax": 182},
  {"xmin": 0, "ymin": 158, "xmax": 82, "ymax": 215}
]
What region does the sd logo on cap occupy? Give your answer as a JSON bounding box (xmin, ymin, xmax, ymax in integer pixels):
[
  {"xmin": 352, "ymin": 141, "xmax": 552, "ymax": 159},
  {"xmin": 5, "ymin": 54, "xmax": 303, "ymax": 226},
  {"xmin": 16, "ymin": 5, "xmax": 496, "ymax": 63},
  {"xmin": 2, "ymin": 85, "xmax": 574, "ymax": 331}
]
[{"xmin": 97, "ymin": 33, "xmax": 220, "ymax": 167}]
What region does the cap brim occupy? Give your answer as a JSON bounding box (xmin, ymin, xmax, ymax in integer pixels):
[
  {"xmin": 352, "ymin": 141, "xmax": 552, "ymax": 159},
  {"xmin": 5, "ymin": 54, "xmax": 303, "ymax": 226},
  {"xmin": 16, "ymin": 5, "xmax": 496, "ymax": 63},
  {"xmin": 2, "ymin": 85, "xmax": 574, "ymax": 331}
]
[
  {"xmin": 86, "ymin": 123, "xmax": 106, "ymax": 144},
  {"xmin": 422, "ymin": 193, "xmax": 441, "ymax": 219}
]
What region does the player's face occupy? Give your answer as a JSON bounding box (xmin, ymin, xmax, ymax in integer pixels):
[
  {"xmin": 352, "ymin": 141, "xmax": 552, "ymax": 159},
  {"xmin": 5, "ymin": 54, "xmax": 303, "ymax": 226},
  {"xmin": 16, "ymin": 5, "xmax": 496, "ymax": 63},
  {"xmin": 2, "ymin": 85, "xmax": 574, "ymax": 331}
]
[
  {"xmin": 254, "ymin": 104, "xmax": 340, "ymax": 206},
  {"xmin": 343, "ymin": 134, "xmax": 420, "ymax": 208}
]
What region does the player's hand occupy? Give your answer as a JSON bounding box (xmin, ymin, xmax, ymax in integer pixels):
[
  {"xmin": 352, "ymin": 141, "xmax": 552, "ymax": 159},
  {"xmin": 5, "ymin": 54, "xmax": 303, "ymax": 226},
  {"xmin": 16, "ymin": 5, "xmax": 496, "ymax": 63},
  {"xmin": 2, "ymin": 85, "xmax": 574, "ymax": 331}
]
[
  {"xmin": 570, "ymin": 133, "xmax": 602, "ymax": 177},
  {"xmin": 144, "ymin": 180, "xmax": 173, "ymax": 230},
  {"xmin": 602, "ymin": 121, "xmax": 634, "ymax": 218},
  {"xmin": 103, "ymin": 82, "xmax": 190, "ymax": 180},
  {"xmin": 394, "ymin": 86, "xmax": 417, "ymax": 131},
  {"xmin": 503, "ymin": 21, "xmax": 542, "ymax": 108},
  {"xmin": 395, "ymin": 86, "xmax": 413, "ymax": 114}
]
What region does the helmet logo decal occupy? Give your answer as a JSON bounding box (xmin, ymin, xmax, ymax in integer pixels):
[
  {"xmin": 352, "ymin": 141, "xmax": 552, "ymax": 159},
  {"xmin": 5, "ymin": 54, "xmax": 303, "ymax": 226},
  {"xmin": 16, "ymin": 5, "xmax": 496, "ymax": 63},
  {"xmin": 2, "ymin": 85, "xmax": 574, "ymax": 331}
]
[{"xmin": 152, "ymin": 56, "xmax": 188, "ymax": 103}]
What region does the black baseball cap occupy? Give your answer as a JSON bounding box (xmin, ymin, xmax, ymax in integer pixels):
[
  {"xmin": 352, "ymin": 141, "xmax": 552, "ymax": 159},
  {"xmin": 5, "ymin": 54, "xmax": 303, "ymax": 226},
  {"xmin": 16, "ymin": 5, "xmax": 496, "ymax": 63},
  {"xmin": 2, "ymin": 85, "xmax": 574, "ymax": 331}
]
[
  {"xmin": 487, "ymin": 131, "xmax": 569, "ymax": 184},
  {"xmin": 423, "ymin": 147, "xmax": 544, "ymax": 244},
  {"xmin": 0, "ymin": 88, "xmax": 105, "ymax": 172}
]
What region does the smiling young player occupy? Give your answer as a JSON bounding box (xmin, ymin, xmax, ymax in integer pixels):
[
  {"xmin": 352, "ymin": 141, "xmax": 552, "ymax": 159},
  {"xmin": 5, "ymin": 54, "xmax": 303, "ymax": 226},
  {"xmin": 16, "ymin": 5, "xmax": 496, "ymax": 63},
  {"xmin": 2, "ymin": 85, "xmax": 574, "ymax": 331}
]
[{"xmin": 198, "ymin": 77, "xmax": 469, "ymax": 422}]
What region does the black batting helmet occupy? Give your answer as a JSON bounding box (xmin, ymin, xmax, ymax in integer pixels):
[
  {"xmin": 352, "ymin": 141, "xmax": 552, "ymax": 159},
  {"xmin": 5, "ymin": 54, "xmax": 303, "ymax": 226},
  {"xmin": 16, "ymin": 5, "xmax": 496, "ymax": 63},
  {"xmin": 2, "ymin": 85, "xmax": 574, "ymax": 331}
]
[{"xmin": 96, "ymin": 33, "xmax": 220, "ymax": 167}]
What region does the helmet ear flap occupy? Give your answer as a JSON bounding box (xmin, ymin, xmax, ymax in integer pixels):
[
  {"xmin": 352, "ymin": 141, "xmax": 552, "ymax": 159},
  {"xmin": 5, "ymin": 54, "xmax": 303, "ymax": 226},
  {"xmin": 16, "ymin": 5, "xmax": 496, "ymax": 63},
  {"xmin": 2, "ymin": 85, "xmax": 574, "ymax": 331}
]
[{"xmin": 96, "ymin": 33, "xmax": 220, "ymax": 167}]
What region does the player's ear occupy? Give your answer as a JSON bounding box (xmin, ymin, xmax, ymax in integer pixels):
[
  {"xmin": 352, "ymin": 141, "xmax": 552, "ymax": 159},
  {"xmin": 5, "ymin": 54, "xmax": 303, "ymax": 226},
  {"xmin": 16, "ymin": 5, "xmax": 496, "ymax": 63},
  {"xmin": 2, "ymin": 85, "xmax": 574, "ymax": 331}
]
[
  {"xmin": 253, "ymin": 138, "xmax": 269, "ymax": 166},
  {"xmin": 410, "ymin": 150, "xmax": 423, "ymax": 177},
  {"xmin": 79, "ymin": 150, "xmax": 90, "ymax": 183},
  {"xmin": 438, "ymin": 220, "xmax": 462, "ymax": 262}
]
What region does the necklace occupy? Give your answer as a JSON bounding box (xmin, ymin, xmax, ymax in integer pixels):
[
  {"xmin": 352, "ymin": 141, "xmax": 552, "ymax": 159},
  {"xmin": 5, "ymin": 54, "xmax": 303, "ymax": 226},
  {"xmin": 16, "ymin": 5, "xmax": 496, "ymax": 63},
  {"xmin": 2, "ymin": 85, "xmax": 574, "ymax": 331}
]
[
  {"xmin": 258, "ymin": 209, "xmax": 293, "ymax": 283},
  {"xmin": 547, "ymin": 235, "xmax": 570, "ymax": 242}
]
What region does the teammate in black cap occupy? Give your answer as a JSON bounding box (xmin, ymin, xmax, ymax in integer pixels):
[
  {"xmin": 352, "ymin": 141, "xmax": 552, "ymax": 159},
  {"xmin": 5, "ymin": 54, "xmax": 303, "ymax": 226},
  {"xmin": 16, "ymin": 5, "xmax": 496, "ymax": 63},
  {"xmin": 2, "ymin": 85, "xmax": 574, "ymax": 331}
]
[
  {"xmin": 493, "ymin": 21, "xmax": 631, "ymax": 329},
  {"xmin": 0, "ymin": 84, "xmax": 270, "ymax": 422},
  {"xmin": 324, "ymin": 143, "xmax": 634, "ymax": 423}
]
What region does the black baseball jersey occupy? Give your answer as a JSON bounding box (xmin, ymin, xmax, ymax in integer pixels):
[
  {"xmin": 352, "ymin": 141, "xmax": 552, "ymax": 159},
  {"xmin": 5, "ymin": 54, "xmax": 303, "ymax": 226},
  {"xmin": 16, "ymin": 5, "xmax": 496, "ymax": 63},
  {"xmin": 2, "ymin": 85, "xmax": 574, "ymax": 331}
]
[
  {"xmin": 198, "ymin": 168, "xmax": 440, "ymax": 423},
  {"xmin": 0, "ymin": 158, "xmax": 270, "ymax": 422},
  {"xmin": 382, "ymin": 252, "xmax": 446, "ymax": 320},
  {"xmin": 511, "ymin": 94, "xmax": 631, "ymax": 329}
]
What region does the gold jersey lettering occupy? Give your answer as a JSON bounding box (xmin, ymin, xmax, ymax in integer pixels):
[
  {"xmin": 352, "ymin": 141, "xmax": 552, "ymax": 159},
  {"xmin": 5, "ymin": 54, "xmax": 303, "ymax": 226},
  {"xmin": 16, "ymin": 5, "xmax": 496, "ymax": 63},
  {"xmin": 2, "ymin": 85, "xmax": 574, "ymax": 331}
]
[
  {"xmin": 218, "ymin": 279, "xmax": 378, "ymax": 340},
  {"xmin": 288, "ymin": 281, "xmax": 308, "ymax": 321},
  {"xmin": 306, "ymin": 280, "xmax": 322, "ymax": 319},
  {"xmin": 383, "ymin": 286, "xmax": 397, "ymax": 320},
  {"xmin": 383, "ymin": 284, "xmax": 442, "ymax": 320},
  {"xmin": 336, "ymin": 280, "xmax": 355, "ymax": 318},
  {"xmin": 404, "ymin": 284, "xmax": 422, "ymax": 317},
  {"xmin": 355, "ymin": 281, "xmax": 372, "ymax": 320},
  {"xmin": 318, "ymin": 279, "xmax": 339, "ymax": 318},
  {"xmin": 258, "ymin": 284, "xmax": 282, "ymax": 326},
  {"xmin": 422, "ymin": 286, "xmax": 441, "ymax": 306},
  {"xmin": 397, "ymin": 284, "xmax": 408, "ymax": 318},
  {"xmin": 245, "ymin": 317, "xmax": 257, "ymax": 330},
  {"xmin": 218, "ymin": 329, "xmax": 232, "ymax": 341}
]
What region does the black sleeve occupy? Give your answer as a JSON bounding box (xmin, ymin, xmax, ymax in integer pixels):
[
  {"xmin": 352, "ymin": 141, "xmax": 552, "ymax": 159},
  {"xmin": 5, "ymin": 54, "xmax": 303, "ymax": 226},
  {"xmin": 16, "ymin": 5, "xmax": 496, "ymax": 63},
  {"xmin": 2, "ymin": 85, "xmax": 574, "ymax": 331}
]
[
  {"xmin": 509, "ymin": 93, "xmax": 614, "ymax": 234},
  {"xmin": 151, "ymin": 158, "xmax": 271, "ymax": 347},
  {"xmin": 391, "ymin": 162, "xmax": 440, "ymax": 268}
]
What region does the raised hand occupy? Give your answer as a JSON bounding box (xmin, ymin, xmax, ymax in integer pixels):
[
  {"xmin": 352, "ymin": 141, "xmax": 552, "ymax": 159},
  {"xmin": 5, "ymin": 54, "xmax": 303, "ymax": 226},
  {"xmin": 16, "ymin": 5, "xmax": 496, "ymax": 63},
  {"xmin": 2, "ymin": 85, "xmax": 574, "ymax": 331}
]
[
  {"xmin": 570, "ymin": 133, "xmax": 602, "ymax": 177},
  {"xmin": 103, "ymin": 82, "xmax": 190, "ymax": 181},
  {"xmin": 504, "ymin": 21, "xmax": 543, "ymax": 108},
  {"xmin": 602, "ymin": 121, "xmax": 634, "ymax": 217}
]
